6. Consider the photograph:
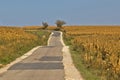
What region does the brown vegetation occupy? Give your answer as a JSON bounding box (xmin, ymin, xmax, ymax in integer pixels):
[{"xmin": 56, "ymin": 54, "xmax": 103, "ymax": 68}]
[{"xmin": 63, "ymin": 26, "xmax": 120, "ymax": 80}]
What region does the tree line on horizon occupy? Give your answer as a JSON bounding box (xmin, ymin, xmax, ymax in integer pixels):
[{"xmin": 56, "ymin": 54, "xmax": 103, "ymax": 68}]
[{"xmin": 42, "ymin": 20, "xmax": 66, "ymax": 29}]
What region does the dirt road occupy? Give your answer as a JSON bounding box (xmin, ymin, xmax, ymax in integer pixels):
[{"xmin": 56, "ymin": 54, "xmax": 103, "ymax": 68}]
[{"xmin": 0, "ymin": 31, "xmax": 64, "ymax": 80}]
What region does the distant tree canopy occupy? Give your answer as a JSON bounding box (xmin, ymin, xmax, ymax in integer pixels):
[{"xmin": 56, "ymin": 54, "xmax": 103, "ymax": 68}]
[
  {"xmin": 42, "ymin": 22, "xmax": 48, "ymax": 29},
  {"xmin": 55, "ymin": 20, "xmax": 66, "ymax": 28}
]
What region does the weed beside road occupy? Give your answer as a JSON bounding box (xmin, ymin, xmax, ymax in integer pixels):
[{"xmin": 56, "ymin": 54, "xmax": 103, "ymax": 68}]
[
  {"xmin": 62, "ymin": 26, "xmax": 120, "ymax": 80},
  {"xmin": 0, "ymin": 27, "xmax": 50, "ymax": 67}
]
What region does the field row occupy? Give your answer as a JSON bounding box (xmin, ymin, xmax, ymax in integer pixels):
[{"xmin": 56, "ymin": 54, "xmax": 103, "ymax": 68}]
[
  {"xmin": 63, "ymin": 26, "xmax": 120, "ymax": 80},
  {"xmin": 0, "ymin": 27, "xmax": 50, "ymax": 67}
]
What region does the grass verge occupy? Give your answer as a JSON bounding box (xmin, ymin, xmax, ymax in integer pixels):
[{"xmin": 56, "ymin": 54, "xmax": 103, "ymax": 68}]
[
  {"xmin": 0, "ymin": 28, "xmax": 50, "ymax": 67},
  {"xmin": 63, "ymin": 32, "xmax": 100, "ymax": 80}
]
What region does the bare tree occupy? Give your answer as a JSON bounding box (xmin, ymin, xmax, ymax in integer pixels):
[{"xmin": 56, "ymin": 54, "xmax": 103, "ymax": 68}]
[
  {"xmin": 42, "ymin": 22, "xmax": 48, "ymax": 29},
  {"xmin": 55, "ymin": 20, "xmax": 66, "ymax": 28}
]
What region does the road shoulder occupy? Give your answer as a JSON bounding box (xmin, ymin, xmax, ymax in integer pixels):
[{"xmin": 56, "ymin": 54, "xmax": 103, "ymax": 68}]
[{"xmin": 60, "ymin": 32, "xmax": 84, "ymax": 80}]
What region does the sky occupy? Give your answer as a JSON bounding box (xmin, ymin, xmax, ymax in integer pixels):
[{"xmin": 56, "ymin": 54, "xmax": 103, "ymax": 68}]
[{"xmin": 0, "ymin": 0, "xmax": 120, "ymax": 26}]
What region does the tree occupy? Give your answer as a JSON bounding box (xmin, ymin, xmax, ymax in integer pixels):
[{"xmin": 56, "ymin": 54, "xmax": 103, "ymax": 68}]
[
  {"xmin": 55, "ymin": 20, "xmax": 66, "ymax": 28},
  {"xmin": 42, "ymin": 22, "xmax": 48, "ymax": 29}
]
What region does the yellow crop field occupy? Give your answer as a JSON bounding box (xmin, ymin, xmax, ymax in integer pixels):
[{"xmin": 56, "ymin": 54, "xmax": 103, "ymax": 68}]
[
  {"xmin": 23, "ymin": 26, "xmax": 43, "ymax": 30},
  {"xmin": 22, "ymin": 26, "xmax": 57, "ymax": 30},
  {"xmin": 0, "ymin": 27, "xmax": 50, "ymax": 67},
  {"xmin": 63, "ymin": 26, "xmax": 120, "ymax": 80}
]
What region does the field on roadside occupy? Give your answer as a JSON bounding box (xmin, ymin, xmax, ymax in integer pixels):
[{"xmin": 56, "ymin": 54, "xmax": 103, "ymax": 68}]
[
  {"xmin": 0, "ymin": 26, "xmax": 50, "ymax": 67},
  {"xmin": 22, "ymin": 26, "xmax": 57, "ymax": 30},
  {"xmin": 63, "ymin": 26, "xmax": 120, "ymax": 80}
]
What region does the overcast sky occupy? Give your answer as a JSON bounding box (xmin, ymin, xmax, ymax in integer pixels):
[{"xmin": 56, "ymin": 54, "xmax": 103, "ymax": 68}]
[{"xmin": 0, "ymin": 0, "xmax": 120, "ymax": 26}]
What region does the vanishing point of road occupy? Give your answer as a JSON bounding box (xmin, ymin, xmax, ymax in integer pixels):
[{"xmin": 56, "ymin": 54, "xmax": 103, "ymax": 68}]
[{"xmin": 0, "ymin": 31, "xmax": 64, "ymax": 80}]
